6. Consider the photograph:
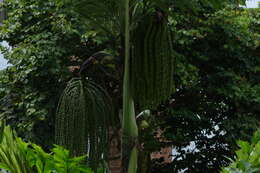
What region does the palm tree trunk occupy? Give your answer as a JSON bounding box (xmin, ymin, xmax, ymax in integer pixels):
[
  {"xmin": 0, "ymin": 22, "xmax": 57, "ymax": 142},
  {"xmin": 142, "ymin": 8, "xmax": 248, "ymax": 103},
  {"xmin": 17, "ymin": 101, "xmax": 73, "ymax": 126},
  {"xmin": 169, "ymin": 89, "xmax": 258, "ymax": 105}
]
[{"xmin": 122, "ymin": 0, "xmax": 138, "ymax": 172}]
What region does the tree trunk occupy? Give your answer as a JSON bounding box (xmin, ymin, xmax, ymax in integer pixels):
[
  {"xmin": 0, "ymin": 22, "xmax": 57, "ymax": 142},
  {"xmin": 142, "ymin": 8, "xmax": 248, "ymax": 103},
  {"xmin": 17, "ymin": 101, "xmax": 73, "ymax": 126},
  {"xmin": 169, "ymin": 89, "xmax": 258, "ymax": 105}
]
[{"xmin": 122, "ymin": 0, "xmax": 139, "ymax": 172}]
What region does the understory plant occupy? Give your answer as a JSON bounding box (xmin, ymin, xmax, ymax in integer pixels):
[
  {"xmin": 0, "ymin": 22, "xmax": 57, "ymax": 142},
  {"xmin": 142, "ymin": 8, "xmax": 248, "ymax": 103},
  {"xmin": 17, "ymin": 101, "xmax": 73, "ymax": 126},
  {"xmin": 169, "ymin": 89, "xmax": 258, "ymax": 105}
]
[
  {"xmin": 221, "ymin": 130, "xmax": 260, "ymax": 173},
  {"xmin": 0, "ymin": 121, "xmax": 93, "ymax": 173},
  {"xmin": 0, "ymin": 122, "xmax": 33, "ymax": 173}
]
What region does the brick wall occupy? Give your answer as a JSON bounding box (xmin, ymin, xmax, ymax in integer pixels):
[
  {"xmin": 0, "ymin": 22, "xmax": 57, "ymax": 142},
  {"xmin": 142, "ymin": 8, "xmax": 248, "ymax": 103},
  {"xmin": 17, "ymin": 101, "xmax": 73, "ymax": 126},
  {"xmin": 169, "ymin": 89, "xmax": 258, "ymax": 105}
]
[
  {"xmin": 108, "ymin": 128, "xmax": 122, "ymax": 173},
  {"xmin": 107, "ymin": 128, "xmax": 172, "ymax": 173}
]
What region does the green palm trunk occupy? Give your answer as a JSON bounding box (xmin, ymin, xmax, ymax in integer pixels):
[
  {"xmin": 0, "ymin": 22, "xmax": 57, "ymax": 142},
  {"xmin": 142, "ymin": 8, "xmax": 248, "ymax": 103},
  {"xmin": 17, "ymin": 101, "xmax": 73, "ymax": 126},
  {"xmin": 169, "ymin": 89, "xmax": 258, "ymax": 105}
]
[{"xmin": 122, "ymin": 0, "xmax": 139, "ymax": 172}]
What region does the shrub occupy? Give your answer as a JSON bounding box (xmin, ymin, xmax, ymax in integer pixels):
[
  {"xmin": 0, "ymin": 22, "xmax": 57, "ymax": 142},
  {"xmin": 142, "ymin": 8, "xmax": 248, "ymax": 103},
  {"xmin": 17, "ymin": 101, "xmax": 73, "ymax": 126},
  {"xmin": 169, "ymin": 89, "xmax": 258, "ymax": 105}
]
[
  {"xmin": 221, "ymin": 130, "xmax": 260, "ymax": 173},
  {"xmin": 0, "ymin": 121, "xmax": 93, "ymax": 173}
]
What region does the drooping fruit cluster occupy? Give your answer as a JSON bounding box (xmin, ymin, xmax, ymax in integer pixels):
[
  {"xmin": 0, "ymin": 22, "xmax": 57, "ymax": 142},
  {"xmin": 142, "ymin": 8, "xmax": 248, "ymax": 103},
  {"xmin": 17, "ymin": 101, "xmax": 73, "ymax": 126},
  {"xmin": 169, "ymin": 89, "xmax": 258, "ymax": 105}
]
[
  {"xmin": 131, "ymin": 11, "xmax": 175, "ymax": 110},
  {"xmin": 55, "ymin": 77, "xmax": 113, "ymax": 168}
]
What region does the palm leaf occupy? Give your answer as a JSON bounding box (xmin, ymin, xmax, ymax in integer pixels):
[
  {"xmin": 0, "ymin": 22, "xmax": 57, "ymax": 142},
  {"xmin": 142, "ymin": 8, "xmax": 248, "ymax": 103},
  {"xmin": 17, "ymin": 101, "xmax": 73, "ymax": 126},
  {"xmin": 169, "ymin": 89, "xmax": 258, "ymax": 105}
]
[{"xmin": 56, "ymin": 0, "xmax": 121, "ymax": 39}]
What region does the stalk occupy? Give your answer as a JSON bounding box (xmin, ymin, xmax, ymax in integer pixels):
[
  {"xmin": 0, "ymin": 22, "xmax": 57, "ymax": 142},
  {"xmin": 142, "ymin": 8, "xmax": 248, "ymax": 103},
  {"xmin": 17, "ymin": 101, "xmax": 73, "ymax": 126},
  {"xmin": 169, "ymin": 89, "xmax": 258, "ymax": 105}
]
[{"xmin": 122, "ymin": 0, "xmax": 138, "ymax": 172}]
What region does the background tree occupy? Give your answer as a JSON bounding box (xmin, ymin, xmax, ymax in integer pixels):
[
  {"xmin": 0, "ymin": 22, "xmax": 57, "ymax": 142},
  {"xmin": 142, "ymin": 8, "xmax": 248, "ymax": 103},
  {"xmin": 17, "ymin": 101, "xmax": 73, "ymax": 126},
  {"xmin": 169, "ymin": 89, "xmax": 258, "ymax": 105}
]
[{"xmin": 0, "ymin": 0, "xmax": 108, "ymax": 149}]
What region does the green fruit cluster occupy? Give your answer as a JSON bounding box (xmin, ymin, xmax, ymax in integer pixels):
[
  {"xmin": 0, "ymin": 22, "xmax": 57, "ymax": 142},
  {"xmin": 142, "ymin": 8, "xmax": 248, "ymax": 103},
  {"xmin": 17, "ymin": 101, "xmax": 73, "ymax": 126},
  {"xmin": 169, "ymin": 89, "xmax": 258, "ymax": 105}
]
[
  {"xmin": 55, "ymin": 77, "xmax": 113, "ymax": 169},
  {"xmin": 131, "ymin": 12, "xmax": 175, "ymax": 110}
]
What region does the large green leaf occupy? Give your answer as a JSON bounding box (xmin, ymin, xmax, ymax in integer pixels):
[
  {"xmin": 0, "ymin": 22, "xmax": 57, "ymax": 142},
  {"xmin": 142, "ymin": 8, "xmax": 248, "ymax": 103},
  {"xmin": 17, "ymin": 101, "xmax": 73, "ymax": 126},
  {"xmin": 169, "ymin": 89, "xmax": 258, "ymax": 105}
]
[{"xmin": 0, "ymin": 123, "xmax": 33, "ymax": 173}]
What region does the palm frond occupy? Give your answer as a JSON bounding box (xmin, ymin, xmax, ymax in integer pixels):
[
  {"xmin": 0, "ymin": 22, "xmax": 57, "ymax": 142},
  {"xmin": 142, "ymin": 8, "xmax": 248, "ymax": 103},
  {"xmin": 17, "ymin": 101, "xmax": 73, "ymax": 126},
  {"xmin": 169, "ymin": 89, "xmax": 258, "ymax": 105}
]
[{"xmin": 56, "ymin": 0, "xmax": 121, "ymax": 39}]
